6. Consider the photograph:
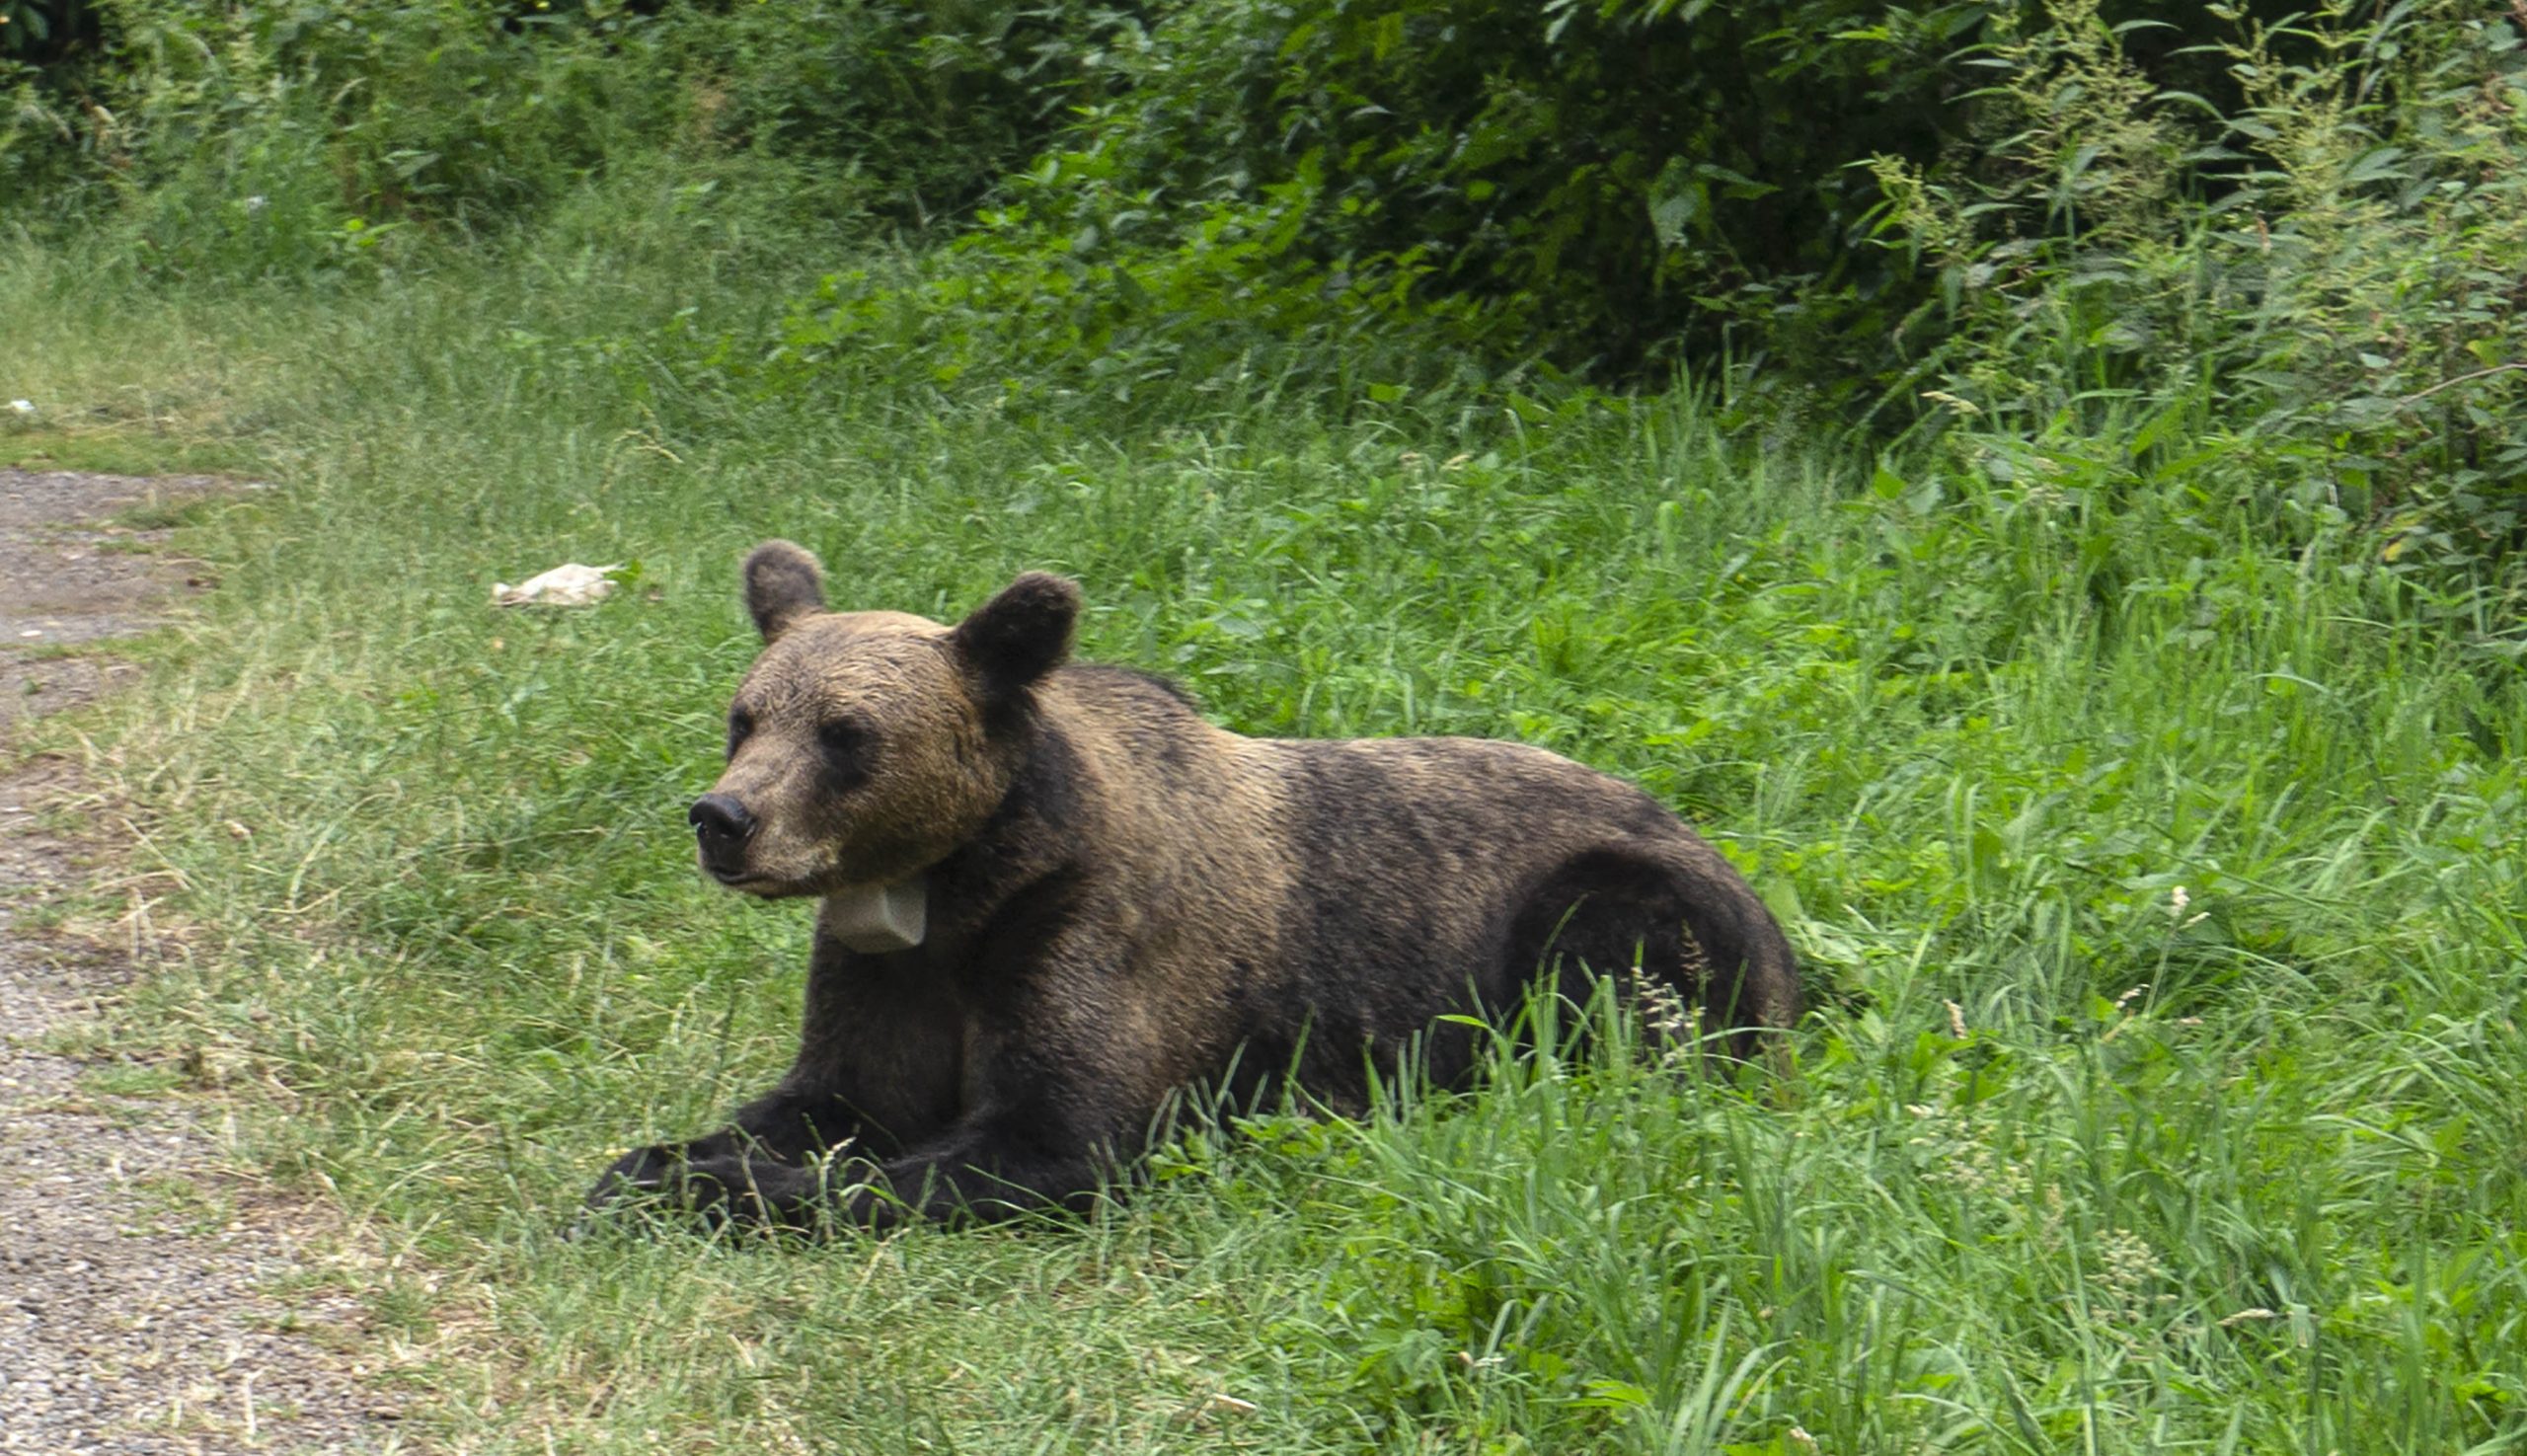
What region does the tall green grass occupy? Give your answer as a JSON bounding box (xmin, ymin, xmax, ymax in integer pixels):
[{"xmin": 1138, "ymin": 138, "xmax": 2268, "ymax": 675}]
[{"xmin": 5, "ymin": 197, "xmax": 2524, "ymax": 1452}]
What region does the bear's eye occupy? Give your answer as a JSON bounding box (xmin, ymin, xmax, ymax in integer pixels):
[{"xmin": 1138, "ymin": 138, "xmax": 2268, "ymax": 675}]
[
  {"xmin": 727, "ymin": 708, "xmax": 755, "ymax": 756},
  {"xmin": 815, "ymin": 717, "xmax": 873, "ymax": 784},
  {"xmin": 816, "ymin": 717, "xmax": 867, "ymax": 760}
]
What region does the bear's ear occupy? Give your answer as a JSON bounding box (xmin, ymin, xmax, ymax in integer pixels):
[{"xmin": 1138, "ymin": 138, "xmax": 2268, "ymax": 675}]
[
  {"xmin": 743, "ymin": 540, "xmax": 826, "ymax": 644},
  {"xmin": 951, "ymin": 572, "xmax": 1080, "ymax": 700}
]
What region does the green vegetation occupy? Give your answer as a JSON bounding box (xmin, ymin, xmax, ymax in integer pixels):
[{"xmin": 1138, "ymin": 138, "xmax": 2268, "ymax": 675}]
[{"xmin": 4, "ymin": 0, "xmax": 2523, "ymax": 1451}]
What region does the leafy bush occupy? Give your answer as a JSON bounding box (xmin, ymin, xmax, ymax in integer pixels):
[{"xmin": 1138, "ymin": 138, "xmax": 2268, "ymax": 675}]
[
  {"xmin": 665, "ymin": 0, "xmax": 1143, "ymax": 228},
  {"xmin": 831, "ymin": 1, "xmax": 2342, "ymax": 382},
  {"xmin": 1, "ymin": 0, "xmax": 1131, "ymax": 269},
  {"xmin": 0, "ymin": 0, "xmax": 98, "ymax": 59},
  {"xmin": 1, "ymin": 0, "xmax": 100, "ymax": 200},
  {"xmin": 10, "ymin": 0, "xmax": 2523, "ymax": 575},
  {"xmin": 7, "ymin": 0, "xmax": 666, "ymax": 273},
  {"xmin": 1874, "ymin": 0, "xmax": 2527, "ymax": 577},
  {"xmin": 946, "ymin": 0, "xmax": 1993, "ymax": 385}
]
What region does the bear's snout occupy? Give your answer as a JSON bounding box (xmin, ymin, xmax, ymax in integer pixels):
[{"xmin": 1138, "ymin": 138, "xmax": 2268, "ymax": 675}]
[{"xmin": 689, "ymin": 794, "xmax": 759, "ymax": 880}]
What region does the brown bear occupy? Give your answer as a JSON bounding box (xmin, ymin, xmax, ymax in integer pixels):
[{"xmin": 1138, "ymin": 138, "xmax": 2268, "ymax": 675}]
[{"xmin": 586, "ymin": 541, "xmax": 1799, "ymax": 1230}]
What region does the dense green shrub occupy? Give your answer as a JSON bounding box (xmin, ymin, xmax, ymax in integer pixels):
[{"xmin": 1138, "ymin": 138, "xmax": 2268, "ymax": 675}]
[
  {"xmin": 0, "ymin": 0, "xmax": 1131, "ymax": 268},
  {"xmin": 0, "ymin": 0, "xmax": 98, "ymax": 59},
  {"xmin": 1026, "ymin": 0, "xmax": 1989, "ymax": 380},
  {"xmin": 687, "ymin": 1, "xmax": 2010, "ymax": 422},
  {"xmin": 1875, "ymin": 0, "xmax": 2527, "ymax": 575},
  {"xmin": 1, "ymin": 0, "xmax": 99, "ymax": 200},
  {"xmin": 718, "ymin": 0, "xmax": 2522, "ymax": 578},
  {"xmin": 665, "ymin": 0, "xmax": 1141, "ymax": 228},
  {"xmin": 878, "ymin": 2, "xmax": 2340, "ymax": 381},
  {"xmin": 2, "ymin": 0, "xmax": 668, "ymax": 272},
  {"xmin": 8, "ymin": 0, "xmax": 2523, "ymax": 572}
]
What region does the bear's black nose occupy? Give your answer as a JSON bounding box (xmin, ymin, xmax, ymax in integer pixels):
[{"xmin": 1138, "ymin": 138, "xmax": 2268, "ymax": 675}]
[{"xmin": 689, "ymin": 794, "xmax": 757, "ymax": 845}]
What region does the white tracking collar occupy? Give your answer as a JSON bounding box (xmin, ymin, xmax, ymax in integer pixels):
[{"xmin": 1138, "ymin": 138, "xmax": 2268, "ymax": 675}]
[{"xmin": 827, "ymin": 875, "xmax": 929, "ymax": 953}]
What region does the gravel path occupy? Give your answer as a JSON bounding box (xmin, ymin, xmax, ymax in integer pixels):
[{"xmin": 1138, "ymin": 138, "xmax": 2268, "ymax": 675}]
[{"xmin": 0, "ymin": 470, "xmax": 395, "ymax": 1454}]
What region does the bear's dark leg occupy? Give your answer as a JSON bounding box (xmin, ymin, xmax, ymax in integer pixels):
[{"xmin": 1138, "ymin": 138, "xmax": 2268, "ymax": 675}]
[
  {"xmin": 850, "ymin": 1127, "xmax": 1110, "ymax": 1229},
  {"xmin": 594, "ymin": 1101, "xmax": 1116, "ymax": 1232},
  {"xmin": 586, "ymin": 1122, "xmax": 1108, "ymax": 1234},
  {"xmin": 582, "ymin": 1085, "xmax": 870, "ymax": 1215},
  {"xmin": 585, "ymin": 927, "xmax": 976, "ymax": 1223},
  {"xmin": 1506, "ymin": 846, "xmax": 1799, "ymax": 1060},
  {"xmin": 656, "ymin": 940, "xmax": 1157, "ymax": 1230},
  {"xmin": 832, "ymin": 1016, "xmax": 1141, "ymax": 1228}
]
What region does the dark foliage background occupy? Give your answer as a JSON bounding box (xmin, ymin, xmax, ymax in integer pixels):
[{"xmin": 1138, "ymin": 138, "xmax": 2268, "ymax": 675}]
[{"xmin": 5, "ymin": 0, "xmax": 2521, "ymax": 570}]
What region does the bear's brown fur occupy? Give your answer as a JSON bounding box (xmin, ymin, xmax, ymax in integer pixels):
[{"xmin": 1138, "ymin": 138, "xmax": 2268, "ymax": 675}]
[{"xmin": 587, "ymin": 541, "xmax": 1800, "ymax": 1229}]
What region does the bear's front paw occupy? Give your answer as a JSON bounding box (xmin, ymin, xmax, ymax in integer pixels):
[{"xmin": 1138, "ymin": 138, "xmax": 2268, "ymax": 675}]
[
  {"xmin": 583, "ymin": 1144, "xmax": 689, "ymax": 1212},
  {"xmin": 667, "ymin": 1155, "xmax": 838, "ymax": 1232},
  {"xmin": 584, "ymin": 1147, "xmax": 820, "ymax": 1231}
]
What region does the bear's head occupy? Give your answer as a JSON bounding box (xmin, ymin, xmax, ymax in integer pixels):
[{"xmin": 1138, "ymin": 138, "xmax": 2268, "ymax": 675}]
[{"xmin": 687, "ymin": 540, "xmax": 1080, "ymax": 902}]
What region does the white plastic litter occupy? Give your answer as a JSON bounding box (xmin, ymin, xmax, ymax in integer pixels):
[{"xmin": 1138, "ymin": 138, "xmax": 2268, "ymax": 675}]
[
  {"xmin": 7, "ymin": 401, "xmax": 33, "ymax": 416},
  {"xmin": 492, "ymin": 562, "xmax": 621, "ymax": 608}
]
